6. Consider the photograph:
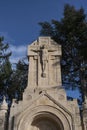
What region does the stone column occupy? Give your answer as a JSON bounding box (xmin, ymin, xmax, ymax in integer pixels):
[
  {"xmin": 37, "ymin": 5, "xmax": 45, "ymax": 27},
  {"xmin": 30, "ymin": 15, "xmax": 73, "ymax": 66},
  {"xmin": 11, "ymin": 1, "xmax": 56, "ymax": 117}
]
[
  {"xmin": 0, "ymin": 97, "xmax": 8, "ymax": 130},
  {"xmin": 82, "ymin": 97, "xmax": 87, "ymax": 130}
]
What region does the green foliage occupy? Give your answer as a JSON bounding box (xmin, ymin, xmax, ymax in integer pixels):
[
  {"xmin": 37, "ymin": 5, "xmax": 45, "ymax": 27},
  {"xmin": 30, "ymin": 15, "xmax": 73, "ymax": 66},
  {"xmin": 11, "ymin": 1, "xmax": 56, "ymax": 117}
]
[
  {"xmin": 0, "ymin": 37, "xmax": 12, "ymax": 96},
  {"xmin": 0, "ymin": 37, "xmax": 28, "ymax": 102},
  {"xmin": 7, "ymin": 60, "xmax": 28, "ymax": 101},
  {"xmin": 39, "ymin": 4, "xmax": 87, "ymax": 96}
]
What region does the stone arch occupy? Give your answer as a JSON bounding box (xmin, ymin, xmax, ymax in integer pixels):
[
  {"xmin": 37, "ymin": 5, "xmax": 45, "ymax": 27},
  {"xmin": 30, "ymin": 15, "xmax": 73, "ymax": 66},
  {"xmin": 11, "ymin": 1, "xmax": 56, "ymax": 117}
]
[
  {"xmin": 17, "ymin": 105, "xmax": 72, "ymax": 130},
  {"xmin": 29, "ymin": 113, "xmax": 63, "ymax": 130}
]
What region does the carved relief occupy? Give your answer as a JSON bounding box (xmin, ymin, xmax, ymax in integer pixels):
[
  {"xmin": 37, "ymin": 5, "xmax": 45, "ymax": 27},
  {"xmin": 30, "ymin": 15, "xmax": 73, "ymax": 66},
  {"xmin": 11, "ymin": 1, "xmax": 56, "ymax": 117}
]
[
  {"xmin": 41, "ymin": 45, "xmax": 48, "ymax": 77},
  {"xmin": 28, "ymin": 37, "xmax": 62, "ymax": 88}
]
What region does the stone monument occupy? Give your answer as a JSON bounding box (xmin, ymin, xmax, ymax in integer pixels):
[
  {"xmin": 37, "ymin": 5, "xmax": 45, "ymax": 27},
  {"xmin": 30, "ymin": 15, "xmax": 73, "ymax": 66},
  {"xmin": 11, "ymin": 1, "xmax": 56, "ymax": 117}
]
[
  {"xmin": 27, "ymin": 37, "xmax": 62, "ymax": 89},
  {"xmin": 0, "ymin": 37, "xmax": 83, "ymax": 130}
]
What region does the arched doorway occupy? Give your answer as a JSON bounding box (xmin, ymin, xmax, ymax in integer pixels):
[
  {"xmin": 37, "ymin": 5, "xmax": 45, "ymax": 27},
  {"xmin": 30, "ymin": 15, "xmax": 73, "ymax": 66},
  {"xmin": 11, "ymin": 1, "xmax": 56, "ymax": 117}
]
[
  {"xmin": 30, "ymin": 113, "xmax": 63, "ymax": 130},
  {"xmin": 17, "ymin": 106, "xmax": 71, "ymax": 130}
]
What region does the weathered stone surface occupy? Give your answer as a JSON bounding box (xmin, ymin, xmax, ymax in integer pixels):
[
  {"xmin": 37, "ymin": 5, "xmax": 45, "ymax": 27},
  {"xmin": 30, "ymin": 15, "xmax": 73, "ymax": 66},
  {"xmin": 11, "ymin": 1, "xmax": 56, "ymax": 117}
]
[
  {"xmin": 0, "ymin": 37, "xmax": 83, "ymax": 130},
  {"xmin": 27, "ymin": 37, "xmax": 62, "ymax": 89},
  {"xmin": 82, "ymin": 96, "xmax": 87, "ymax": 130},
  {"xmin": 0, "ymin": 97, "xmax": 8, "ymax": 130}
]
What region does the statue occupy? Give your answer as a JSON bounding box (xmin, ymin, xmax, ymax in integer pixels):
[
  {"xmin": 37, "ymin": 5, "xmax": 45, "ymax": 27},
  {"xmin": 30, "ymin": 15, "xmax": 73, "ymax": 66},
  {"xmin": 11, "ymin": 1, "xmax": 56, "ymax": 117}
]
[
  {"xmin": 31, "ymin": 45, "xmax": 48, "ymax": 78},
  {"xmin": 41, "ymin": 45, "xmax": 48, "ymax": 77},
  {"xmin": 31, "ymin": 44, "xmax": 58, "ymax": 78}
]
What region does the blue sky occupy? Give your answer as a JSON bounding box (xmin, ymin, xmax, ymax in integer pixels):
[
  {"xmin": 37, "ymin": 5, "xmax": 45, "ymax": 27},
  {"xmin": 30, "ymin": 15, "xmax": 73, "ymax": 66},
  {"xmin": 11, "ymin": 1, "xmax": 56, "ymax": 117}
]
[
  {"xmin": 0, "ymin": 0, "xmax": 87, "ymax": 62},
  {"xmin": 0, "ymin": 0, "xmax": 86, "ymax": 99}
]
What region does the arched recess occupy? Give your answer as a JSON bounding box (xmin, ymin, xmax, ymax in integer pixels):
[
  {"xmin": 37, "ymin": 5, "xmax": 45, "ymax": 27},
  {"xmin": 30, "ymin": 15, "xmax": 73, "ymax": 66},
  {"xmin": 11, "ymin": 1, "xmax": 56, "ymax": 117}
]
[
  {"xmin": 17, "ymin": 105, "xmax": 72, "ymax": 130},
  {"xmin": 29, "ymin": 113, "xmax": 63, "ymax": 130}
]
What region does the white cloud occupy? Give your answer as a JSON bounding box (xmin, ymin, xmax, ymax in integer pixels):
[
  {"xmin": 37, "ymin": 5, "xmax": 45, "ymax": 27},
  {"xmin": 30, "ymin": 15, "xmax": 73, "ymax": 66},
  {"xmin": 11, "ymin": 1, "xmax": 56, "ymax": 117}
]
[
  {"xmin": 9, "ymin": 44, "xmax": 27, "ymax": 64},
  {"xmin": 0, "ymin": 32, "xmax": 28, "ymax": 64},
  {"xmin": 0, "ymin": 32, "xmax": 15, "ymax": 44}
]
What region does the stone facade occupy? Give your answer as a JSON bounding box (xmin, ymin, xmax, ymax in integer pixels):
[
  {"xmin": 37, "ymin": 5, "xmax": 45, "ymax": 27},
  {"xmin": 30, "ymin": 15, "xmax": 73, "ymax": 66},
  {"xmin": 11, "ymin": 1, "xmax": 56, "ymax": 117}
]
[
  {"xmin": 27, "ymin": 37, "xmax": 62, "ymax": 89},
  {"xmin": 0, "ymin": 37, "xmax": 84, "ymax": 130},
  {"xmin": 0, "ymin": 97, "xmax": 8, "ymax": 130}
]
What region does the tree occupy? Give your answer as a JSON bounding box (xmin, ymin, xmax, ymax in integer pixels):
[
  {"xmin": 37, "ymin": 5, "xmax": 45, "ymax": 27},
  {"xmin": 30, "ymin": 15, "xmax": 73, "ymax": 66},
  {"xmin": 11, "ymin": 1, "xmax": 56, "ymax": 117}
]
[
  {"xmin": 39, "ymin": 4, "xmax": 87, "ymax": 101},
  {"xmin": 7, "ymin": 60, "xmax": 28, "ymax": 102},
  {"xmin": 0, "ymin": 37, "xmax": 28, "ymax": 103},
  {"xmin": 0, "ymin": 36, "xmax": 12, "ymax": 99}
]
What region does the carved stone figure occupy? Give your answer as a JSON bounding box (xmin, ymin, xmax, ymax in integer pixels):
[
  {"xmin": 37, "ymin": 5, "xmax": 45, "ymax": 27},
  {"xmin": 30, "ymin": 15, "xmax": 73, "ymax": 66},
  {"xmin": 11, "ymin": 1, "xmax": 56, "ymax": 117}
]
[{"xmin": 41, "ymin": 45, "xmax": 48, "ymax": 77}]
